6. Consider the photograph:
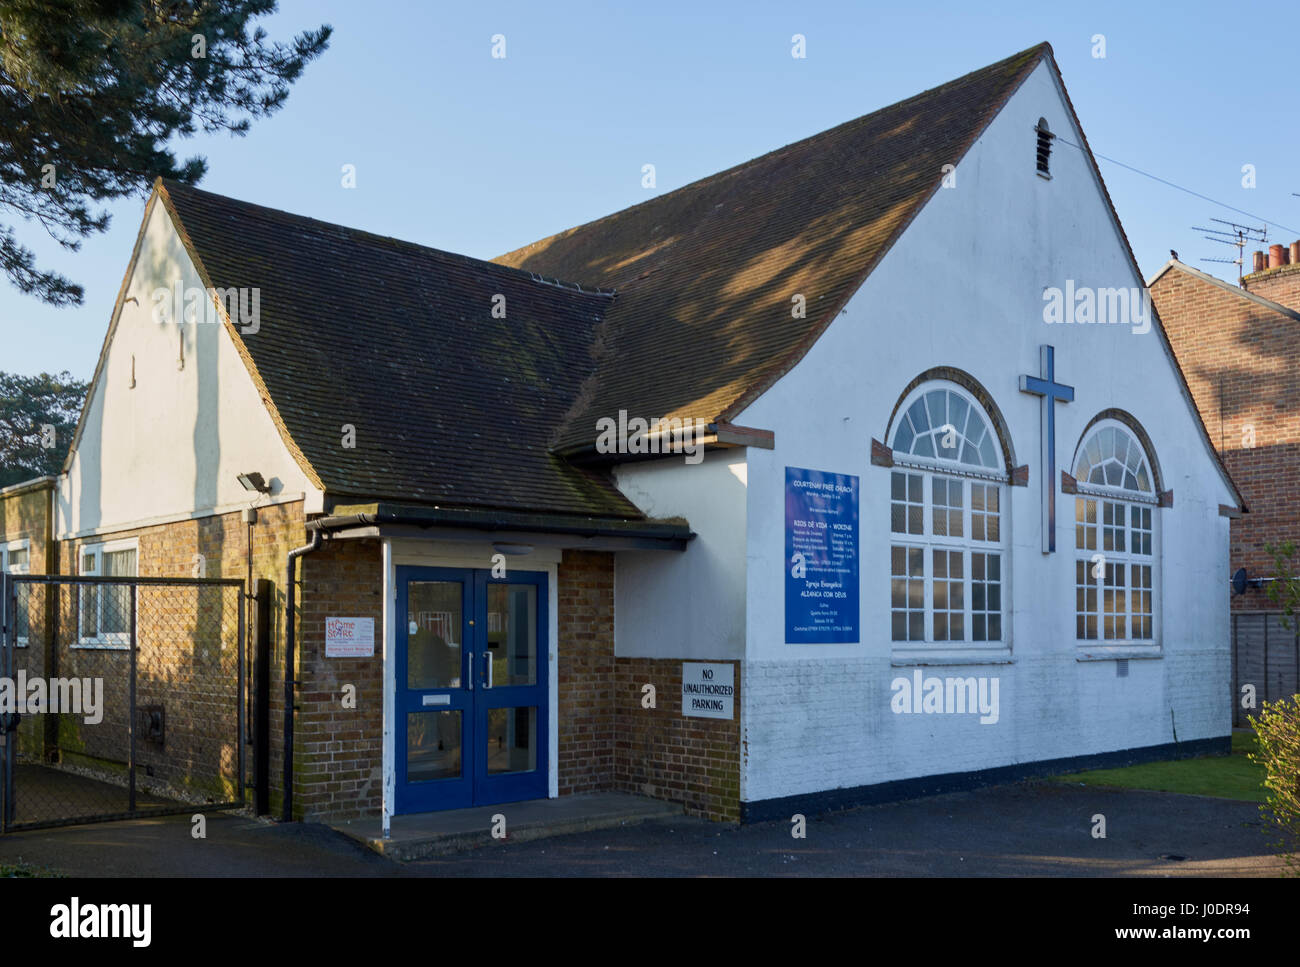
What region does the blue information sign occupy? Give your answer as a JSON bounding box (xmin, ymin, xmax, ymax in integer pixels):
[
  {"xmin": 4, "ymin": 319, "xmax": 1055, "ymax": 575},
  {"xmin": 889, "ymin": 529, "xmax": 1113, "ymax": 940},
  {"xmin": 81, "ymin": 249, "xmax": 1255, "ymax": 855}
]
[{"xmin": 785, "ymin": 466, "xmax": 859, "ymax": 643}]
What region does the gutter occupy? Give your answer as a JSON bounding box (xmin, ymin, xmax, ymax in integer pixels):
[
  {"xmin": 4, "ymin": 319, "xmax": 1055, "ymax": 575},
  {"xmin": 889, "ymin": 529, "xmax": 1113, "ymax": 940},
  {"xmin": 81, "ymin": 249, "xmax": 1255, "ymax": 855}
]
[
  {"xmin": 555, "ymin": 421, "xmax": 775, "ymax": 465},
  {"xmin": 0, "ymin": 475, "xmax": 57, "ymax": 499},
  {"xmin": 307, "ymin": 508, "xmax": 693, "ymax": 544}
]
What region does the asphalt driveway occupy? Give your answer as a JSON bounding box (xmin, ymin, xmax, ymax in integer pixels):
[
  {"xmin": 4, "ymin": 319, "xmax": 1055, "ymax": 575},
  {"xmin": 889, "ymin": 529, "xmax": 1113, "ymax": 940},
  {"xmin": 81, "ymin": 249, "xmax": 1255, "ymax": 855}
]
[{"xmin": 0, "ymin": 780, "xmax": 1285, "ymax": 877}]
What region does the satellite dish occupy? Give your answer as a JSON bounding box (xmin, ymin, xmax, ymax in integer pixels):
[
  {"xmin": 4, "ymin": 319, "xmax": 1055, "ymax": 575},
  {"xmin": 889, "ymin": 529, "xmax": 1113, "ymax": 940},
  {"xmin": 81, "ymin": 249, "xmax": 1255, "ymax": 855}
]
[{"xmin": 1232, "ymin": 568, "xmax": 1248, "ymax": 595}]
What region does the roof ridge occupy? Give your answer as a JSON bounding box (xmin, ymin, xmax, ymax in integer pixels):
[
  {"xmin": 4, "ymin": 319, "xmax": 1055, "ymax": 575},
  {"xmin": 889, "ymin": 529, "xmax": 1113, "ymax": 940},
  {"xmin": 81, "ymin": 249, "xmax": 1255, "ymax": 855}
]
[
  {"xmin": 1153, "ymin": 258, "xmax": 1300, "ymax": 323},
  {"xmin": 158, "ymin": 177, "xmax": 616, "ymax": 298},
  {"xmin": 493, "ymin": 42, "xmax": 1051, "ymax": 270}
]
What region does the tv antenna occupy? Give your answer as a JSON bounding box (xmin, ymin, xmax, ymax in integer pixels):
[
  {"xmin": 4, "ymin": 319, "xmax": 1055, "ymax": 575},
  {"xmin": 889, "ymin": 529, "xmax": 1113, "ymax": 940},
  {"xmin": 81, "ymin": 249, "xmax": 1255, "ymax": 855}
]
[{"xmin": 1194, "ymin": 218, "xmax": 1267, "ymax": 283}]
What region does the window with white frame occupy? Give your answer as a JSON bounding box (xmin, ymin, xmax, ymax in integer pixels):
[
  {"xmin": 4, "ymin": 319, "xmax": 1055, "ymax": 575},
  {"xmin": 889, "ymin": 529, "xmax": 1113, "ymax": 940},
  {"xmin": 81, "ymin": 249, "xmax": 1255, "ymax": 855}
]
[
  {"xmin": 78, "ymin": 539, "xmax": 138, "ymax": 648},
  {"xmin": 888, "ymin": 383, "xmax": 1009, "ymax": 646},
  {"xmin": 2, "ymin": 540, "xmax": 31, "ymax": 646},
  {"xmin": 1072, "ymin": 421, "xmax": 1158, "ymax": 643}
]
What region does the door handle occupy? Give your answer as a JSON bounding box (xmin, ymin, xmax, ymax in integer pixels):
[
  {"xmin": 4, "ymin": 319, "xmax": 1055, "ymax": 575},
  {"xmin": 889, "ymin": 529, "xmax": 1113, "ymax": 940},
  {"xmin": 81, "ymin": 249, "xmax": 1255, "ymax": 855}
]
[
  {"xmin": 467, "ymin": 651, "xmax": 474, "ymax": 691},
  {"xmin": 484, "ymin": 650, "xmax": 493, "ymax": 689}
]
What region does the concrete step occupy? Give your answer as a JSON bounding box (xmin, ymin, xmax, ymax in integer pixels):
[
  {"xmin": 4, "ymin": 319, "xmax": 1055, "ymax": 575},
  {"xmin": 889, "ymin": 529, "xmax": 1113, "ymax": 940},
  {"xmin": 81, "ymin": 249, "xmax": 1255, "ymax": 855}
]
[{"xmin": 330, "ymin": 792, "xmax": 683, "ymax": 861}]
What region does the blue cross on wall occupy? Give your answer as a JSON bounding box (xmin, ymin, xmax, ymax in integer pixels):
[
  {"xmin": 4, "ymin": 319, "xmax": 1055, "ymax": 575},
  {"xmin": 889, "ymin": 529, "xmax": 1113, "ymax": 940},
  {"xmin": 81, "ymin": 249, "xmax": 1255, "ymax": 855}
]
[{"xmin": 1019, "ymin": 345, "xmax": 1074, "ymax": 553}]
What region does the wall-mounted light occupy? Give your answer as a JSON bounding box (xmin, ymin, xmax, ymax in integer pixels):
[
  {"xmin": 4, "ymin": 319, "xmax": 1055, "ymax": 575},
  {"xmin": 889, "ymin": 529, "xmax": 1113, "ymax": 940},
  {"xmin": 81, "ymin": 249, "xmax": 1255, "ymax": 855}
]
[{"xmin": 237, "ymin": 472, "xmax": 272, "ymax": 494}]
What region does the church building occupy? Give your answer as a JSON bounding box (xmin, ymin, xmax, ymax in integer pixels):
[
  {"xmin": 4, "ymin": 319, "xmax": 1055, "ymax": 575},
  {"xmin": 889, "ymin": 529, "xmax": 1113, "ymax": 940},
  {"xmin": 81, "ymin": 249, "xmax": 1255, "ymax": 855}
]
[{"xmin": 0, "ymin": 42, "xmax": 1240, "ymax": 827}]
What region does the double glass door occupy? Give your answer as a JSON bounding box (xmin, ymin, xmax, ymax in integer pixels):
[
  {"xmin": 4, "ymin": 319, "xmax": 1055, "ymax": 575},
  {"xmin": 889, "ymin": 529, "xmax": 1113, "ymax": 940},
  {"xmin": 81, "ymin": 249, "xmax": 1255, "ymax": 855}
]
[{"xmin": 396, "ymin": 567, "xmax": 548, "ymax": 812}]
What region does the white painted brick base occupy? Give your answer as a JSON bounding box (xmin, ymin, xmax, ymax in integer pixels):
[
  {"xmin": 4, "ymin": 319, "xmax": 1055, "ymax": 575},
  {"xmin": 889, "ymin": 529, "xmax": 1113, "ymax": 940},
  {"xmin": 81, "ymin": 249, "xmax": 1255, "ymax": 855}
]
[{"xmin": 740, "ymin": 646, "xmax": 1229, "ymax": 804}]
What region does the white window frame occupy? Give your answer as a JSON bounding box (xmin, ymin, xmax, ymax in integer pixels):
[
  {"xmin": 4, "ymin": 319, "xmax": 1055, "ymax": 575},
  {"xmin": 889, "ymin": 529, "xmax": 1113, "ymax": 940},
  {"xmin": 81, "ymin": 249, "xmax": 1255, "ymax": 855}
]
[
  {"xmin": 76, "ymin": 537, "xmax": 139, "ymax": 650},
  {"xmin": 2, "ymin": 538, "xmax": 31, "ymax": 648},
  {"xmin": 887, "ymin": 382, "xmax": 1012, "ymax": 663},
  {"xmin": 1072, "ymin": 419, "xmax": 1161, "ymax": 654}
]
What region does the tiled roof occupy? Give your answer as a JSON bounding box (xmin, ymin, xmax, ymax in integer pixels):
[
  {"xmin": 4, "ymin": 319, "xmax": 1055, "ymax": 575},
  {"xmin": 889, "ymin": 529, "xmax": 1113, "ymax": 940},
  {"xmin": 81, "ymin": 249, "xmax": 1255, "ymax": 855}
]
[
  {"xmin": 160, "ymin": 180, "xmax": 643, "ymax": 518},
  {"xmin": 494, "ymin": 43, "xmax": 1050, "ymax": 453},
  {"xmin": 151, "ymin": 43, "xmax": 1054, "ymax": 518}
]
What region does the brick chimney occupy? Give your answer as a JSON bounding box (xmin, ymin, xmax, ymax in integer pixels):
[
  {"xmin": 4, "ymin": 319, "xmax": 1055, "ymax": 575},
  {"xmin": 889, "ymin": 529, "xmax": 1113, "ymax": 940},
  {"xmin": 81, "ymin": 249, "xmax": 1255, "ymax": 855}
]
[{"xmin": 1243, "ymin": 240, "xmax": 1300, "ymax": 310}]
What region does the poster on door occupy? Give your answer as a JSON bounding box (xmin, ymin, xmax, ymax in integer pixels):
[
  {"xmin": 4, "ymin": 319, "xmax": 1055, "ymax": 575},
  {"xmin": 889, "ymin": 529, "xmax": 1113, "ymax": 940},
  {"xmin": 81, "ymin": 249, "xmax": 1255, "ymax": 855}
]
[{"xmin": 785, "ymin": 466, "xmax": 859, "ymax": 643}]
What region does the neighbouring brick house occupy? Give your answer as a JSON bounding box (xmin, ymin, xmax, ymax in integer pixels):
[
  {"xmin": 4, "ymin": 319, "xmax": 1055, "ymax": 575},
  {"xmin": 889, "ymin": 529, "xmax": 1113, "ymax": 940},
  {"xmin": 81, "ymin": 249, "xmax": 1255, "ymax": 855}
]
[
  {"xmin": 2, "ymin": 43, "xmax": 1242, "ymax": 828},
  {"xmin": 1149, "ymin": 255, "xmax": 1300, "ymax": 712}
]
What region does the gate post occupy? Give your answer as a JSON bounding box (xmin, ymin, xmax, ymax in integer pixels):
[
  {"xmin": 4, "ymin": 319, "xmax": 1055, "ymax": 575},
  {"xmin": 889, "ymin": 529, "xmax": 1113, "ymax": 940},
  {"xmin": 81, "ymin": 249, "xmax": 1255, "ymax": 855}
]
[
  {"xmin": 43, "ymin": 578, "xmax": 60, "ymax": 762},
  {"xmin": 253, "ymin": 579, "xmax": 271, "ymax": 815},
  {"xmin": 237, "ymin": 586, "xmax": 246, "ymax": 808},
  {"xmin": 2, "ymin": 573, "xmax": 13, "ymax": 831},
  {"xmin": 127, "ymin": 579, "xmax": 137, "ymax": 813}
]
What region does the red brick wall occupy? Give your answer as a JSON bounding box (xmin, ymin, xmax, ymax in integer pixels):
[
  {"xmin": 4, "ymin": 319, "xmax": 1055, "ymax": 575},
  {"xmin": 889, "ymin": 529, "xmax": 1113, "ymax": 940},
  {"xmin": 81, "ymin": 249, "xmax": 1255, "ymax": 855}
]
[
  {"xmin": 1242, "ymin": 263, "xmax": 1300, "ymax": 312},
  {"xmin": 0, "ymin": 481, "xmax": 56, "ymax": 764},
  {"xmin": 296, "ymin": 537, "xmax": 384, "ymax": 821},
  {"xmin": 44, "ymin": 502, "xmax": 306, "ymax": 812},
  {"xmin": 0, "ymin": 481, "xmax": 54, "ymax": 574},
  {"xmin": 614, "ymin": 658, "xmax": 741, "ymax": 822},
  {"xmin": 556, "ymin": 549, "xmax": 616, "ymax": 795},
  {"xmin": 1151, "ymin": 267, "xmax": 1300, "ymax": 611},
  {"xmin": 554, "ymin": 549, "xmax": 741, "ymax": 821},
  {"xmin": 48, "ymin": 508, "xmax": 390, "ymax": 822}
]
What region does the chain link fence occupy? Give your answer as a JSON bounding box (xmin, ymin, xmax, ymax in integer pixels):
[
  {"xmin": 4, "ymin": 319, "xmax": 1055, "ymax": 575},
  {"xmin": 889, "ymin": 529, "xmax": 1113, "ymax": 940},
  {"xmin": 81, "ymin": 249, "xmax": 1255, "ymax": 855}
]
[{"xmin": 1, "ymin": 574, "xmax": 245, "ymax": 831}]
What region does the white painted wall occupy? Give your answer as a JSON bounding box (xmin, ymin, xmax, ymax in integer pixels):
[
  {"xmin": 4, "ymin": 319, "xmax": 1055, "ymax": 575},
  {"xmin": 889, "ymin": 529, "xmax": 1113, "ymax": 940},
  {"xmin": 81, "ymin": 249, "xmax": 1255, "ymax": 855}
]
[
  {"xmin": 612, "ymin": 449, "xmax": 747, "ymax": 659},
  {"xmin": 59, "ymin": 197, "xmax": 320, "ymax": 539},
  {"xmin": 729, "ymin": 61, "xmax": 1236, "ymax": 804}
]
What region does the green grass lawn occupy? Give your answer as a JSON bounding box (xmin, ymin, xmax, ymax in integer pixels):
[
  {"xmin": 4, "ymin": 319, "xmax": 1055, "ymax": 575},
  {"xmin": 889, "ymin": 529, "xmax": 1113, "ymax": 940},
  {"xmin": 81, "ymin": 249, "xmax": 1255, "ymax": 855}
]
[
  {"xmin": 0, "ymin": 862, "xmax": 62, "ymax": 878},
  {"xmin": 1048, "ymin": 731, "xmax": 1267, "ymax": 802}
]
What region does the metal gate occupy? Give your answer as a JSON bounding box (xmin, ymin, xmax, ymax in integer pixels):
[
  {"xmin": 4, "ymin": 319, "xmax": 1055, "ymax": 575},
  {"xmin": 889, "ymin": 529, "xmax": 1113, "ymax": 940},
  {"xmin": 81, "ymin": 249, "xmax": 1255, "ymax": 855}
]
[
  {"xmin": 1, "ymin": 573, "xmax": 245, "ymax": 832},
  {"xmin": 1231, "ymin": 611, "xmax": 1300, "ymax": 727}
]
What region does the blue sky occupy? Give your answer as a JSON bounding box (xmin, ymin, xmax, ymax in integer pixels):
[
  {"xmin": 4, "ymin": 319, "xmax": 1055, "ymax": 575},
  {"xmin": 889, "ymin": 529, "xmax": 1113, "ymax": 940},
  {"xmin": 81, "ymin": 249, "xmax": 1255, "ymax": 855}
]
[{"xmin": 4, "ymin": 0, "xmax": 1299, "ymax": 378}]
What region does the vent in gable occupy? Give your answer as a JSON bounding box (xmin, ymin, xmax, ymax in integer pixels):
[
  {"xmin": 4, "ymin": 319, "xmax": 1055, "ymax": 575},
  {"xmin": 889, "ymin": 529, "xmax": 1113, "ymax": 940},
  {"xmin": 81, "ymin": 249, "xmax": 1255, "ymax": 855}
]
[{"xmin": 1035, "ymin": 118, "xmax": 1055, "ymax": 178}]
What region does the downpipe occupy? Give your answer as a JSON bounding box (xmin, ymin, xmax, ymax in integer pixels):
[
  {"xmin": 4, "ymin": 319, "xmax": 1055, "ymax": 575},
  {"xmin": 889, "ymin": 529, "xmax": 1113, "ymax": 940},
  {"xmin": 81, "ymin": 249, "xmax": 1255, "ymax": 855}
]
[{"xmin": 283, "ymin": 528, "xmax": 322, "ymax": 822}]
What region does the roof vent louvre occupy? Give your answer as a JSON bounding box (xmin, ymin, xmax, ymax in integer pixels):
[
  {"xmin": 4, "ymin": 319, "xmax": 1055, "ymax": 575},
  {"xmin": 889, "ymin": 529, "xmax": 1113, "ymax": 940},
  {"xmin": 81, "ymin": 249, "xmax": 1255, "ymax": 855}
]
[{"xmin": 1035, "ymin": 118, "xmax": 1055, "ymax": 178}]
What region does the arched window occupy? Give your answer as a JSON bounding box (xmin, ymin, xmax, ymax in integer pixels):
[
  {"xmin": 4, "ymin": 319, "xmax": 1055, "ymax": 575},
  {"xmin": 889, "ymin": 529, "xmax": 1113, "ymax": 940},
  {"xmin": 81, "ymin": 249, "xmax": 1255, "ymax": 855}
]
[
  {"xmin": 887, "ymin": 383, "xmax": 1008, "ymax": 645},
  {"xmin": 1072, "ymin": 420, "xmax": 1158, "ymax": 642}
]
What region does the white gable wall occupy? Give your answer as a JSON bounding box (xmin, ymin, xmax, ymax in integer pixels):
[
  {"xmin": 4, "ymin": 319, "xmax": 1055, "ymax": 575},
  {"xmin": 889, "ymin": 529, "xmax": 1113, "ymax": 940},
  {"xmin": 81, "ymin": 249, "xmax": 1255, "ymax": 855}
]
[
  {"xmin": 60, "ymin": 199, "xmax": 320, "ymax": 539},
  {"xmin": 734, "ymin": 61, "xmax": 1234, "ymax": 804}
]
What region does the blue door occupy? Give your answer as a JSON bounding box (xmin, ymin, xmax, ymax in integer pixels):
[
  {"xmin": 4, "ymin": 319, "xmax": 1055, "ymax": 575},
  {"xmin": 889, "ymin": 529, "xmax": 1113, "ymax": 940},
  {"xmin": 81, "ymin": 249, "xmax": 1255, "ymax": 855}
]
[{"xmin": 396, "ymin": 567, "xmax": 549, "ymax": 813}]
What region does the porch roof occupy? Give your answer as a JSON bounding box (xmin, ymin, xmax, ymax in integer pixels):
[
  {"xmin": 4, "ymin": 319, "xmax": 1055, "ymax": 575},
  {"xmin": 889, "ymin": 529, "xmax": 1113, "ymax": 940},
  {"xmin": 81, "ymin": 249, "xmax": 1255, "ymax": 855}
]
[{"xmin": 309, "ymin": 500, "xmax": 693, "ymax": 551}]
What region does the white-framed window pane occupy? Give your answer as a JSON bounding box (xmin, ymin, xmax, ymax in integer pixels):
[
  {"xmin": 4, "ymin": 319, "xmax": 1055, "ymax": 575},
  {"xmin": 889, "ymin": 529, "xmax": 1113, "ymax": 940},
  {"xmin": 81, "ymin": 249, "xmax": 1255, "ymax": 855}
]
[
  {"xmin": 6, "ymin": 547, "xmax": 29, "ymax": 570},
  {"xmin": 971, "ymin": 483, "xmax": 1000, "ymax": 543},
  {"xmin": 932, "ymin": 476, "xmax": 963, "ymax": 538},
  {"xmin": 891, "ymin": 545, "xmax": 925, "ymax": 641},
  {"xmin": 971, "ymin": 551, "xmax": 1001, "ymax": 642},
  {"xmin": 1075, "ymin": 423, "xmax": 1153, "ymax": 496},
  {"xmin": 1102, "ymin": 501, "xmax": 1126, "ymax": 552},
  {"xmin": 1132, "ymin": 564, "xmax": 1153, "ymax": 639},
  {"xmin": 80, "ymin": 551, "xmax": 100, "ymax": 639},
  {"xmin": 1076, "ymin": 497, "xmax": 1157, "ymax": 644},
  {"xmin": 1131, "ymin": 505, "xmax": 1152, "ymax": 556},
  {"xmin": 1075, "ymin": 498, "xmax": 1097, "ymax": 551},
  {"xmin": 101, "ymin": 549, "xmax": 136, "ymax": 637},
  {"xmin": 891, "ymin": 471, "xmax": 923, "ymax": 536},
  {"xmin": 932, "ymin": 548, "xmax": 964, "ymax": 642},
  {"xmin": 1102, "ymin": 562, "xmax": 1127, "ymax": 640},
  {"xmin": 1075, "ymin": 558, "xmax": 1098, "ymax": 639},
  {"xmin": 104, "ymin": 548, "xmax": 135, "ymax": 576}
]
